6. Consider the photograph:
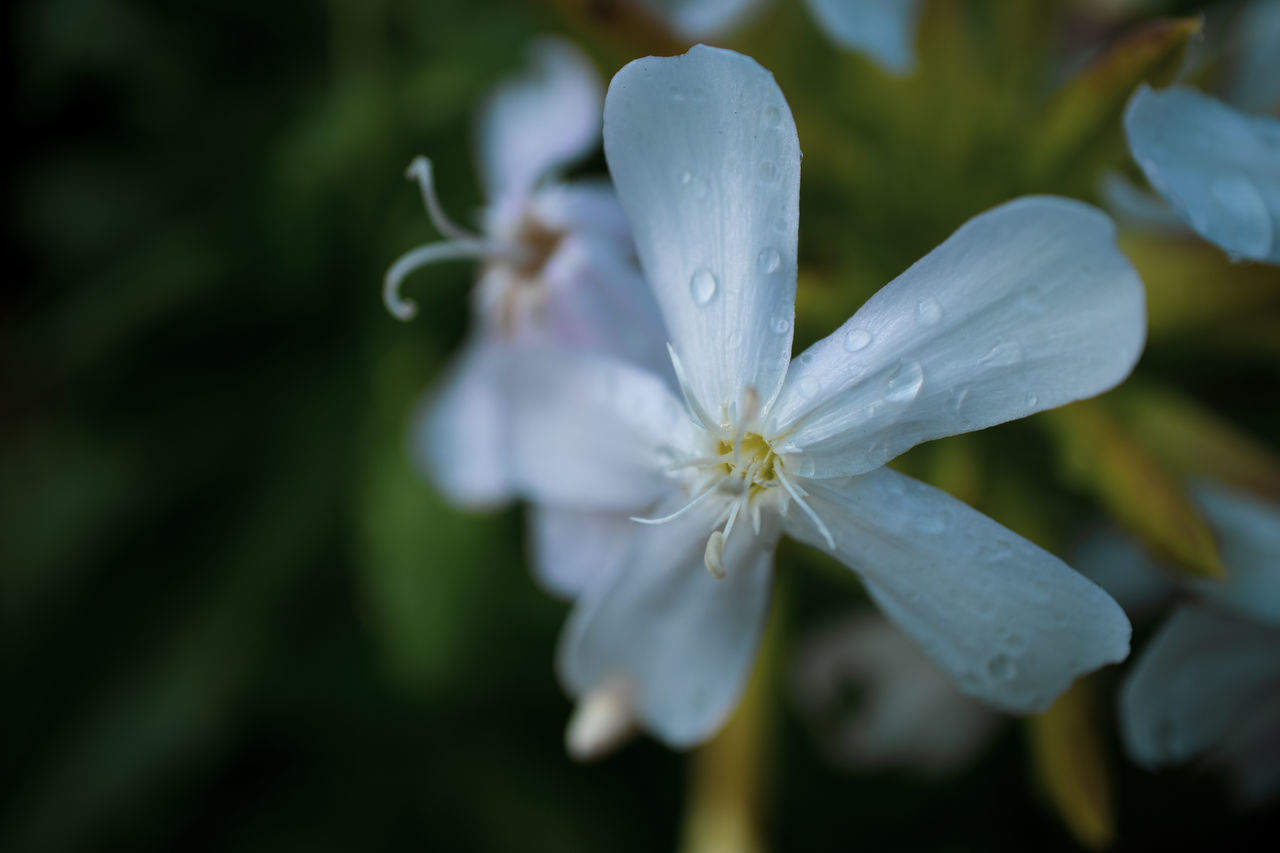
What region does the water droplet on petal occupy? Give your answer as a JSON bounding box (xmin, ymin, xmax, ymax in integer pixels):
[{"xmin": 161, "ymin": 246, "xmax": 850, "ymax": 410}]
[
  {"xmin": 978, "ymin": 337, "xmax": 1024, "ymax": 368},
  {"xmin": 756, "ymin": 247, "xmax": 781, "ymax": 274},
  {"xmin": 986, "ymin": 654, "xmax": 1016, "ymax": 680},
  {"xmin": 1025, "ymin": 391, "xmax": 1039, "ymax": 408},
  {"xmin": 916, "ymin": 297, "xmax": 943, "ymax": 326},
  {"xmin": 884, "ymin": 361, "xmax": 924, "ymax": 403},
  {"xmin": 669, "ymin": 86, "xmax": 687, "ymax": 102},
  {"xmin": 772, "ymin": 315, "xmax": 792, "ymax": 334},
  {"xmin": 798, "ymin": 375, "xmax": 820, "ymax": 398},
  {"xmin": 945, "ymin": 385, "xmax": 969, "ymax": 420},
  {"xmin": 913, "ymin": 511, "xmax": 950, "ymax": 534},
  {"xmin": 690, "ymin": 268, "xmax": 717, "ymax": 305},
  {"xmin": 1006, "ymin": 633, "xmax": 1026, "ymax": 654},
  {"xmin": 842, "ymin": 328, "xmax": 872, "ymax": 352},
  {"xmin": 763, "ymin": 105, "xmax": 783, "ymax": 129},
  {"xmin": 679, "ymin": 170, "xmax": 692, "ymax": 186}
]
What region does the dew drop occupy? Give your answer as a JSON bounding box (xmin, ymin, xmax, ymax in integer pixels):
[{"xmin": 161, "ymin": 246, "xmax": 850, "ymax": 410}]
[
  {"xmin": 690, "ymin": 268, "xmax": 718, "ymax": 305},
  {"xmin": 726, "ymin": 329, "xmax": 742, "ymax": 349},
  {"xmin": 913, "ymin": 511, "xmax": 949, "ymax": 535},
  {"xmin": 1006, "ymin": 633, "xmax": 1026, "ymax": 654},
  {"xmin": 884, "ymin": 360, "xmax": 924, "ymax": 403},
  {"xmin": 763, "ymin": 105, "xmax": 783, "ymax": 129},
  {"xmin": 756, "ymin": 247, "xmax": 781, "ymax": 274},
  {"xmin": 797, "ymin": 375, "xmax": 820, "ymax": 398},
  {"xmin": 679, "ymin": 170, "xmax": 692, "ymax": 186},
  {"xmin": 1025, "ymin": 391, "xmax": 1039, "ymax": 408},
  {"xmin": 986, "ymin": 654, "xmax": 1016, "ymax": 680},
  {"xmin": 669, "ymin": 86, "xmax": 687, "ymax": 102},
  {"xmin": 842, "ymin": 328, "xmax": 872, "ymax": 352},
  {"xmin": 759, "ymin": 161, "xmax": 779, "ymax": 183},
  {"xmin": 772, "ymin": 315, "xmax": 792, "ymax": 334},
  {"xmin": 773, "ymin": 215, "xmax": 788, "ymax": 233},
  {"xmin": 978, "ymin": 337, "xmax": 1024, "ymax": 368},
  {"xmin": 916, "ymin": 297, "xmax": 943, "ymax": 326}
]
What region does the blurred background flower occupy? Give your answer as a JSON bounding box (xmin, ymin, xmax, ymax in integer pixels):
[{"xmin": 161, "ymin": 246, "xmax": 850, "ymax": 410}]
[{"xmin": 5, "ymin": 0, "xmax": 1278, "ymax": 850}]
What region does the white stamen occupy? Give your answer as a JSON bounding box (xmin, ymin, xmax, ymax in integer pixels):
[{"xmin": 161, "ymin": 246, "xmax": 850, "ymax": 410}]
[
  {"xmin": 383, "ymin": 239, "xmax": 506, "ymax": 320},
  {"xmin": 405, "ymin": 156, "xmax": 480, "ymax": 242},
  {"xmin": 668, "ymin": 344, "xmax": 718, "ymax": 430},
  {"xmin": 750, "ymin": 500, "xmax": 762, "ymax": 535},
  {"xmin": 566, "ymin": 678, "xmax": 635, "ymax": 762},
  {"xmin": 704, "ymin": 529, "xmax": 727, "ymax": 579},
  {"xmin": 664, "ymin": 452, "xmax": 733, "ymax": 474},
  {"xmin": 776, "ymin": 465, "xmax": 836, "ymax": 549},
  {"xmin": 721, "ymin": 492, "xmax": 745, "ymax": 544},
  {"xmin": 630, "ymin": 479, "xmax": 722, "ymax": 525}
]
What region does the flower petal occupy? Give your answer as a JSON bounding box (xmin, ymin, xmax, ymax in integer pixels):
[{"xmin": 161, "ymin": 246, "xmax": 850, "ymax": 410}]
[
  {"xmin": 630, "ymin": 0, "xmax": 765, "ymax": 39},
  {"xmin": 1119, "ymin": 604, "xmax": 1280, "ymax": 768},
  {"xmin": 558, "ymin": 493, "xmax": 777, "ymax": 747},
  {"xmin": 767, "ymin": 197, "xmax": 1146, "ymax": 478},
  {"xmin": 502, "ymin": 349, "xmax": 697, "ymax": 511},
  {"xmin": 1124, "ymin": 83, "xmax": 1280, "ymax": 263},
  {"xmin": 782, "ymin": 467, "xmax": 1131, "ymax": 713},
  {"xmin": 412, "ymin": 339, "xmax": 511, "ymax": 509},
  {"xmin": 538, "ymin": 232, "xmax": 672, "ymax": 379},
  {"xmin": 1226, "ymin": 0, "xmax": 1280, "ymax": 114},
  {"xmin": 604, "ymin": 45, "xmax": 800, "ymax": 420},
  {"xmin": 528, "ymin": 179, "xmax": 634, "ymax": 247},
  {"xmin": 477, "ymin": 37, "xmax": 603, "ymax": 200},
  {"xmin": 1070, "ymin": 527, "xmax": 1172, "ymax": 621},
  {"xmin": 1189, "ymin": 483, "xmax": 1280, "ymax": 626},
  {"xmin": 803, "ymin": 0, "xmax": 921, "ymax": 74},
  {"xmin": 1098, "ymin": 171, "xmax": 1185, "ymax": 232},
  {"xmin": 528, "ymin": 507, "xmax": 638, "ymax": 600}
]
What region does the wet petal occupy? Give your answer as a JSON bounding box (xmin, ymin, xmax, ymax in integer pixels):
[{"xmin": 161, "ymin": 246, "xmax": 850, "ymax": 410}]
[
  {"xmin": 1190, "ymin": 483, "xmax": 1280, "ymax": 625},
  {"xmin": 477, "ymin": 37, "xmax": 603, "ymax": 199},
  {"xmin": 412, "ymin": 339, "xmax": 511, "ymax": 509},
  {"xmin": 1124, "ymin": 83, "xmax": 1280, "ymax": 263},
  {"xmin": 631, "ymin": 0, "xmax": 765, "ymax": 39},
  {"xmin": 782, "ymin": 468, "xmax": 1131, "ymax": 713},
  {"xmin": 604, "ymin": 45, "xmax": 800, "ymax": 421},
  {"xmin": 1119, "ymin": 604, "xmax": 1280, "ymax": 768},
  {"xmin": 768, "ymin": 197, "xmax": 1146, "ymax": 477},
  {"xmin": 1099, "ymin": 171, "xmax": 1185, "ymax": 232},
  {"xmin": 558, "ymin": 492, "xmax": 778, "ymax": 747},
  {"xmin": 803, "ymin": 0, "xmax": 921, "ymax": 74},
  {"xmin": 502, "ymin": 349, "xmax": 698, "ymax": 511},
  {"xmin": 1070, "ymin": 527, "xmax": 1172, "ymax": 621},
  {"xmin": 528, "ymin": 507, "xmax": 639, "ymax": 600}
]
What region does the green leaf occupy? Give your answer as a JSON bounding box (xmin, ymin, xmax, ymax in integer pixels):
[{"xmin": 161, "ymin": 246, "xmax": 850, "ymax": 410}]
[
  {"xmin": 1027, "ymin": 16, "xmax": 1201, "ymax": 183},
  {"xmin": 1028, "ymin": 677, "xmax": 1115, "ymax": 851},
  {"xmin": 1044, "ymin": 398, "xmax": 1224, "ymax": 578}
]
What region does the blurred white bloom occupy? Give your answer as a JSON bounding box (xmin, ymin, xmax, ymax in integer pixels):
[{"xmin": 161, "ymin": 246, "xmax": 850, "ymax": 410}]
[
  {"xmin": 628, "ymin": 0, "xmax": 921, "ymax": 73},
  {"xmin": 504, "ymin": 45, "xmax": 1145, "ymax": 748},
  {"xmin": 1120, "ymin": 484, "xmax": 1280, "ymax": 805},
  {"xmin": 791, "ymin": 612, "xmax": 1002, "ymax": 775},
  {"xmin": 1121, "ymin": 83, "xmax": 1280, "ymax": 264},
  {"xmin": 382, "ymin": 38, "xmax": 667, "ymax": 512}
]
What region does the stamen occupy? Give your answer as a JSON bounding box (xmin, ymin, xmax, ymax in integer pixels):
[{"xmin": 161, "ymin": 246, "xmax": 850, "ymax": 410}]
[
  {"xmin": 664, "ymin": 452, "xmax": 733, "ymax": 474},
  {"xmin": 750, "ymin": 500, "xmax": 762, "ymax": 535},
  {"xmin": 383, "ymin": 239, "xmax": 505, "ymax": 320},
  {"xmin": 732, "ymin": 386, "xmax": 761, "ymax": 461},
  {"xmin": 630, "ymin": 479, "xmax": 722, "ymax": 525},
  {"xmin": 704, "ymin": 530, "xmax": 727, "ymax": 579},
  {"xmin": 776, "ymin": 465, "xmax": 836, "ymax": 550},
  {"xmin": 667, "ymin": 344, "xmax": 717, "ymax": 431},
  {"xmin": 405, "ymin": 156, "xmax": 481, "ymax": 241},
  {"xmin": 721, "ymin": 492, "xmax": 745, "ymax": 544}
]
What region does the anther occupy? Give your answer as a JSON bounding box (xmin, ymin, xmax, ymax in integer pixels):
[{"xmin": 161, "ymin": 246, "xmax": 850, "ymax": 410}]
[
  {"xmin": 704, "ymin": 530, "xmax": 727, "ymax": 579},
  {"xmin": 566, "ymin": 677, "xmax": 635, "ymax": 762}
]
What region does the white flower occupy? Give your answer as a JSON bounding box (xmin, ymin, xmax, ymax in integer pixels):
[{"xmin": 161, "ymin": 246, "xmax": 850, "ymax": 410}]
[
  {"xmin": 1119, "ymin": 483, "xmax": 1280, "ymax": 805},
  {"xmin": 791, "ymin": 612, "xmax": 1002, "ymax": 775},
  {"xmin": 501, "ymin": 45, "xmax": 1146, "ymax": 750},
  {"xmin": 626, "ymin": 0, "xmax": 921, "ymax": 73},
  {"xmin": 1122, "ymin": 83, "xmax": 1280, "ymax": 264},
  {"xmin": 382, "ymin": 38, "xmax": 667, "ymax": 510}
]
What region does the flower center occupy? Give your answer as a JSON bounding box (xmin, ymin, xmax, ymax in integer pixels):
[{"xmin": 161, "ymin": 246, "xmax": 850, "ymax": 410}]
[{"xmin": 713, "ymin": 432, "xmax": 778, "ymax": 492}]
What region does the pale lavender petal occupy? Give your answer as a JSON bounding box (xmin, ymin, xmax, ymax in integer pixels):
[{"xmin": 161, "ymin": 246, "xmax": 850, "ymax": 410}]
[
  {"xmin": 629, "ymin": 0, "xmax": 766, "ymax": 39},
  {"xmin": 804, "ymin": 0, "xmax": 921, "ymax": 74},
  {"xmin": 528, "ymin": 507, "xmax": 639, "ymax": 600},
  {"xmin": 1190, "ymin": 483, "xmax": 1280, "ymax": 626},
  {"xmin": 1071, "ymin": 526, "xmax": 1173, "ymax": 621},
  {"xmin": 477, "ymin": 37, "xmax": 603, "ymax": 200},
  {"xmin": 782, "ymin": 467, "xmax": 1131, "ymax": 713}
]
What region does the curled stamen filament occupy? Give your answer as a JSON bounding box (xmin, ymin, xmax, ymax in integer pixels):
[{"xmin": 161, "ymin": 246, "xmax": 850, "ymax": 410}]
[
  {"xmin": 630, "ymin": 477, "xmax": 724, "ymax": 525},
  {"xmin": 776, "ymin": 465, "xmax": 835, "ymax": 549},
  {"xmin": 406, "ymin": 156, "xmax": 480, "ymax": 242},
  {"xmin": 383, "ymin": 239, "xmax": 504, "ymax": 320}
]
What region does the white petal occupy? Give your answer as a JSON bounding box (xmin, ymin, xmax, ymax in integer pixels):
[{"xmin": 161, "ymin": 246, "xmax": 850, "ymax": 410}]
[
  {"xmin": 538, "ymin": 232, "xmax": 672, "ymax": 379},
  {"xmin": 767, "ymin": 197, "xmax": 1146, "ymax": 478},
  {"xmin": 791, "ymin": 612, "xmax": 1001, "ymax": 774},
  {"xmin": 781, "ymin": 468, "xmax": 1131, "ymax": 713},
  {"xmin": 528, "ymin": 507, "xmax": 639, "ymax": 600},
  {"xmin": 502, "ymin": 349, "xmax": 698, "ymax": 511},
  {"xmin": 528, "ymin": 179, "xmax": 634, "ymax": 247},
  {"xmin": 803, "ymin": 0, "xmax": 921, "ymax": 74},
  {"xmin": 558, "ymin": 493, "xmax": 778, "ymax": 747},
  {"xmin": 477, "ymin": 37, "xmax": 603, "ymax": 199},
  {"xmin": 1189, "ymin": 483, "xmax": 1280, "ymax": 626},
  {"xmin": 1124, "ymin": 83, "xmax": 1280, "ymax": 263},
  {"xmin": 1119, "ymin": 604, "xmax": 1280, "ymax": 769},
  {"xmin": 1098, "ymin": 170, "xmax": 1186, "ymax": 232},
  {"xmin": 412, "ymin": 339, "xmax": 511, "ymax": 509},
  {"xmin": 604, "ymin": 45, "xmax": 800, "ymax": 421},
  {"xmin": 629, "ymin": 0, "xmax": 766, "ymax": 39}
]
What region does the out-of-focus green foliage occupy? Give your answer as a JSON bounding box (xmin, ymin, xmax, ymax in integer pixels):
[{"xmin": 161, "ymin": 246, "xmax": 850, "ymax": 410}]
[
  {"xmin": 5, "ymin": 0, "xmax": 1278, "ymax": 851},
  {"xmin": 1030, "ymin": 677, "xmax": 1116, "ymax": 850}
]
